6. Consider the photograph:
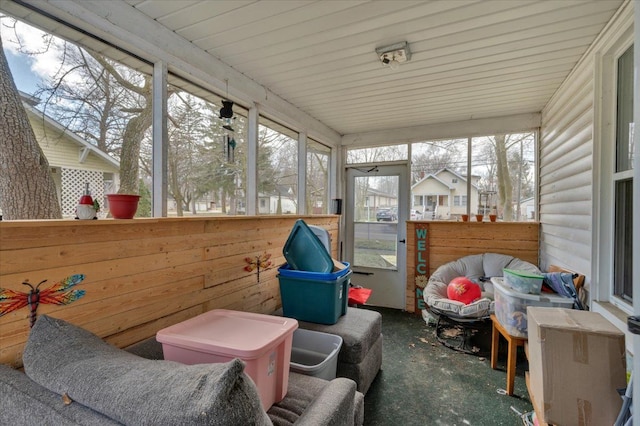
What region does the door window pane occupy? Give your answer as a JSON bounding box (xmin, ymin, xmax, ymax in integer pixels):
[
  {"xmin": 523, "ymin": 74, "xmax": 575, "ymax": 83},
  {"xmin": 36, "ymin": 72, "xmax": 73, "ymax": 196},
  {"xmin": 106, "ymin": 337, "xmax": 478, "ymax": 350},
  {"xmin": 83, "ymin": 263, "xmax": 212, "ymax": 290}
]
[{"xmin": 353, "ymin": 175, "xmax": 398, "ymax": 270}]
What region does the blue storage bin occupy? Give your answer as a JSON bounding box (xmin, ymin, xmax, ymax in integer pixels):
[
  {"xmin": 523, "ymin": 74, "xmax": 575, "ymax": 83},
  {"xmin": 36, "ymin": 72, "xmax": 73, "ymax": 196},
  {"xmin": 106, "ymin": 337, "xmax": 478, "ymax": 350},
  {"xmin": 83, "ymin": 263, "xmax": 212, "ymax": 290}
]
[
  {"xmin": 278, "ymin": 263, "xmax": 351, "ymax": 325},
  {"xmin": 283, "ymin": 219, "xmax": 333, "ymax": 273}
]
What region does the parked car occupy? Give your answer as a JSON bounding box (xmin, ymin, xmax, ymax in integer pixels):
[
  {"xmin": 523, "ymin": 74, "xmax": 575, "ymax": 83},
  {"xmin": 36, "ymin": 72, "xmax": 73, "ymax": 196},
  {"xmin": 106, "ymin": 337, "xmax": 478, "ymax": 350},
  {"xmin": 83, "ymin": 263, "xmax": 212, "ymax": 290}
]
[
  {"xmin": 410, "ymin": 209, "xmax": 423, "ymax": 220},
  {"xmin": 376, "ymin": 208, "xmax": 397, "ymax": 222}
]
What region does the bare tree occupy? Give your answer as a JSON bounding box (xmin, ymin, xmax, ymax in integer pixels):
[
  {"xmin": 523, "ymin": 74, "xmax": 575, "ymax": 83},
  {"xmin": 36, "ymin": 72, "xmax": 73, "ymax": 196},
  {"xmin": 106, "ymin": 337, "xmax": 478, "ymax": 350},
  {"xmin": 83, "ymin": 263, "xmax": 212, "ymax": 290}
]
[
  {"xmin": 0, "ymin": 36, "xmax": 61, "ymax": 219},
  {"xmin": 411, "ymin": 140, "xmax": 463, "ymax": 183},
  {"xmin": 492, "ymin": 134, "xmax": 534, "ymax": 221}
]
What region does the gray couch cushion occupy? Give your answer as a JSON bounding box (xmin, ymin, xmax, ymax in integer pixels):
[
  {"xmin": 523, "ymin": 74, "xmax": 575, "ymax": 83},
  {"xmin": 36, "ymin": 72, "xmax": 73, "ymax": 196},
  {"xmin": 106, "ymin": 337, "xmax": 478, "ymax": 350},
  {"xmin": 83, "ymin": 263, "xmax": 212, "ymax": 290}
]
[
  {"xmin": 268, "ymin": 373, "xmax": 363, "ymax": 426},
  {"xmin": 0, "ymin": 364, "xmax": 119, "ymax": 426},
  {"xmin": 23, "ymin": 315, "xmax": 272, "ymax": 426},
  {"xmin": 296, "ymin": 308, "xmax": 381, "ymax": 364}
]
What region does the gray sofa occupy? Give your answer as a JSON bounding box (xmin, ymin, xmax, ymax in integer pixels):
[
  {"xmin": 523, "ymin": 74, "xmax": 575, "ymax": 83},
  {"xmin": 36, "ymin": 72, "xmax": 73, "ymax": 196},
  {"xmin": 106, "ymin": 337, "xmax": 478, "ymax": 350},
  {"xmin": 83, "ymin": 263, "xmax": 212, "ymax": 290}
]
[{"xmin": 0, "ymin": 315, "xmax": 364, "ymax": 426}]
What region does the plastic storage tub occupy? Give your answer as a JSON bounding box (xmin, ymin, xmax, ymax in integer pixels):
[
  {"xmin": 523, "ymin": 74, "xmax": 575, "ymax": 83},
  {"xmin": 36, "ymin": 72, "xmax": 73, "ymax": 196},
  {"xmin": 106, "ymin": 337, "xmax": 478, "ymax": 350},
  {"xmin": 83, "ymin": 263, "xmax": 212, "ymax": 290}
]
[
  {"xmin": 492, "ymin": 277, "xmax": 573, "ymax": 338},
  {"xmin": 503, "ymin": 268, "xmax": 544, "ymax": 294},
  {"xmin": 290, "ymin": 329, "xmax": 343, "ymax": 380},
  {"xmin": 156, "ymin": 309, "xmax": 298, "ymax": 409},
  {"xmin": 283, "ymin": 219, "xmax": 333, "ymax": 273},
  {"xmin": 278, "ymin": 262, "xmax": 351, "ymax": 325}
]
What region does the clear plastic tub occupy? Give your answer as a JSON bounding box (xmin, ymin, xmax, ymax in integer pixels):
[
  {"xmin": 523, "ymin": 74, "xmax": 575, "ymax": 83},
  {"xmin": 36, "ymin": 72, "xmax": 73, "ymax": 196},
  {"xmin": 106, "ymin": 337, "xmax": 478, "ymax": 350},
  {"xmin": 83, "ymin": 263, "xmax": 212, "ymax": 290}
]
[
  {"xmin": 156, "ymin": 309, "xmax": 298, "ymax": 409},
  {"xmin": 492, "ymin": 277, "xmax": 573, "ymax": 337},
  {"xmin": 290, "ymin": 329, "xmax": 343, "ymax": 380}
]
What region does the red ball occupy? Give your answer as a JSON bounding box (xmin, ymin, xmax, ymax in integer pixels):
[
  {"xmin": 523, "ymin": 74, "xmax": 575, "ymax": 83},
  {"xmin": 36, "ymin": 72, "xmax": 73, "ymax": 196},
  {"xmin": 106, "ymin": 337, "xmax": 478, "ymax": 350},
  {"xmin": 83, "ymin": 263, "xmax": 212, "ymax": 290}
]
[{"xmin": 447, "ymin": 277, "xmax": 481, "ymax": 305}]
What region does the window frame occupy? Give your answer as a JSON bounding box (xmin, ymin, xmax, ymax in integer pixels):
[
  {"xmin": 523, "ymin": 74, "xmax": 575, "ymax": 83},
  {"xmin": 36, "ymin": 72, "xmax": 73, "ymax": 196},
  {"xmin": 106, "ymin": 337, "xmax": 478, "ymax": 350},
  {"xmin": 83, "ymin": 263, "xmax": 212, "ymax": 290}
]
[{"xmin": 594, "ymin": 32, "xmax": 634, "ymax": 314}]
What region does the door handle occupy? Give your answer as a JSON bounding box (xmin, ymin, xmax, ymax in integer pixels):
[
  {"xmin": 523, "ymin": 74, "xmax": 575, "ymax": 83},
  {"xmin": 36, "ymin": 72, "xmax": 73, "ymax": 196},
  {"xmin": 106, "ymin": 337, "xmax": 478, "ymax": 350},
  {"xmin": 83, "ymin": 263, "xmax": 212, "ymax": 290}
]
[{"xmin": 399, "ymin": 239, "xmax": 406, "ymax": 244}]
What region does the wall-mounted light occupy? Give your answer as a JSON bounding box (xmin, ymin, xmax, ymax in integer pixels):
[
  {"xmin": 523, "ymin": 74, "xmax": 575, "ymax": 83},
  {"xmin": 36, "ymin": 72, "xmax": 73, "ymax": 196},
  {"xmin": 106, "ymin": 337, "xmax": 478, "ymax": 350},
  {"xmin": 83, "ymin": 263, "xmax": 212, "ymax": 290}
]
[{"xmin": 375, "ymin": 41, "xmax": 411, "ymax": 70}]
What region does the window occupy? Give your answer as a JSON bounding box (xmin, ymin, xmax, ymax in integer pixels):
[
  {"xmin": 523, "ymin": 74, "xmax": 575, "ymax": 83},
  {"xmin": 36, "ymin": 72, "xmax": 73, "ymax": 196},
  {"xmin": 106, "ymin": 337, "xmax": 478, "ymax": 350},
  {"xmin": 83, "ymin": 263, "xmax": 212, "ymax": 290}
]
[
  {"xmin": 411, "ymin": 134, "xmax": 535, "ymax": 221},
  {"xmin": 613, "ymin": 45, "xmax": 634, "ymax": 302},
  {"xmin": 307, "ymin": 138, "xmax": 330, "ymax": 214},
  {"xmin": 411, "ymin": 138, "xmax": 468, "ymax": 219},
  {"xmin": 471, "ymin": 134, "xmax": 536, "ymax": 221},
  {"xmin": 347, "ymin": 145, "xmax": 408, "ymax": 164},
  {"xmin": 453, "ymin": 195, "xmax": 468, "ymax": 207},
  {"xmin": 1, "ymin": 15, "xmax": 153, "ymax": 219},
  {"xmin": 257, "ymin": 116, "xmax": 298, "ymax": 215},
  {"xmin": 162, "ymin": 75, "xmax": 249, "ymax": 216}
]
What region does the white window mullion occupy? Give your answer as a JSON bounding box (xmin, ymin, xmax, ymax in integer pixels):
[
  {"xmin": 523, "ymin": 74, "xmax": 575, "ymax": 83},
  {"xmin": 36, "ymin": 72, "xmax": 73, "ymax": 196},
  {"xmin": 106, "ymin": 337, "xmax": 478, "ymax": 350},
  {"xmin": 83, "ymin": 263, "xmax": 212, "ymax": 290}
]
[
  {"xmin": 298, "ymin": 132, "xmax": 307, "ymax": 215},
  {"xmin": 152, "ymin": 61, "xmax": 167, "ymax": 217},
  {"xmin": 246, "ymin": 105, "xmax": 259, "ymax": 215}
]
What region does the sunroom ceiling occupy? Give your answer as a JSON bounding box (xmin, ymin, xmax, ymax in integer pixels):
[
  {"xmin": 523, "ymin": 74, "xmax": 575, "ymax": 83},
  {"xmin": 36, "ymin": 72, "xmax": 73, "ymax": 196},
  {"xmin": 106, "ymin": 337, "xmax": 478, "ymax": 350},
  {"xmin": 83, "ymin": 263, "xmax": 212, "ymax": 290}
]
[{"xmin": 119, "ymin": 1, "xmax": 623, "ymax": 136}]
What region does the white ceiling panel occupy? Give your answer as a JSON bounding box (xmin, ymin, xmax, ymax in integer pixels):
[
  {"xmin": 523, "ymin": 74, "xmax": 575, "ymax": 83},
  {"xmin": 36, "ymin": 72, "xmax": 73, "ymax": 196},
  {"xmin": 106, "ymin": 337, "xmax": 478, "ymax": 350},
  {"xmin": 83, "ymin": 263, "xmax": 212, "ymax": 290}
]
[{"xmin": 111, "ymin": 0, "xmax": 626, "ymax": 136}]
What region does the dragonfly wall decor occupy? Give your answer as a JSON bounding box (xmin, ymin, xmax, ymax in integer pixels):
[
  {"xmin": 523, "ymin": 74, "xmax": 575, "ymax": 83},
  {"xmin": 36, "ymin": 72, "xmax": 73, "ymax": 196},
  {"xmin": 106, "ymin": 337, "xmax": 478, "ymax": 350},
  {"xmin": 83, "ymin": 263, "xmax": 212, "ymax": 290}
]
[
  {"xmin": 0, "ymin": 274, "xmax": 86, "ymax": 328},
  {"xmin": 244, "ymin": 253, "xmax": 272, "ymax": 283}
]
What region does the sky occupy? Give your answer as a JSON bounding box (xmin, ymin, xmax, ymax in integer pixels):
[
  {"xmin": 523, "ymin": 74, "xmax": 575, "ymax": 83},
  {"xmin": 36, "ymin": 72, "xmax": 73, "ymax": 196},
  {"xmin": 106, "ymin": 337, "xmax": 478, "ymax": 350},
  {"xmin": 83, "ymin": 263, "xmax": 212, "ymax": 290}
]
[
  {"xmin": 1, "ymin": 14, "xmax": 60, "ymax": 97},
  {"xmin": 4, "ymin": 48, "xmax": 40, "ymax": 94}
]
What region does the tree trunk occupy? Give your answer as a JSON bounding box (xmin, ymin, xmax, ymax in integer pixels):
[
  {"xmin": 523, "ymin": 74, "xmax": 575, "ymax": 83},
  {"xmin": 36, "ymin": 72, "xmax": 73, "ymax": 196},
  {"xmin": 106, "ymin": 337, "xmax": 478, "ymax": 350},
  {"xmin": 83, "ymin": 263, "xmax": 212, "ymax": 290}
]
[
  {"xmin": 118, "ymin": 110, "xmax": 150, "ymax": 194},
  {"xmin": 0, "ymin": 37, "xmax": 62, "ymax": 220},
  {"xmin": 494, "ymin": 134, "xmax": 514, "ymax": 221}
]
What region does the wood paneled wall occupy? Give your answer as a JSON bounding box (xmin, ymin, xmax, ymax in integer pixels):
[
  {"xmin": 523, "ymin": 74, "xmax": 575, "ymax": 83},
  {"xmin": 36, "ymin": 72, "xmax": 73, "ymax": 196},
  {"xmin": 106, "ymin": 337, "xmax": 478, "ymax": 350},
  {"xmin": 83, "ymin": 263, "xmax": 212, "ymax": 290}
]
[
  {"xmin": 0, "ymin": 216, "xmax": 339, "ymax": 367},
  {"xmin": 406, "ymin": 221, "xmax": 539, "ymax": 313}
]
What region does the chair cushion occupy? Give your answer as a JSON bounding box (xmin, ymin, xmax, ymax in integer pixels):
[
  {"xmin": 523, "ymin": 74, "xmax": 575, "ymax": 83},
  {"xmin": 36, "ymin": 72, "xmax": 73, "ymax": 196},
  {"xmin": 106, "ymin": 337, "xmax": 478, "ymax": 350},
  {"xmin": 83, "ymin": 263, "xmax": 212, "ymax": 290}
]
[{"xmin": 23, "ymin": 315, "xmax": 272, "ymax": 426}]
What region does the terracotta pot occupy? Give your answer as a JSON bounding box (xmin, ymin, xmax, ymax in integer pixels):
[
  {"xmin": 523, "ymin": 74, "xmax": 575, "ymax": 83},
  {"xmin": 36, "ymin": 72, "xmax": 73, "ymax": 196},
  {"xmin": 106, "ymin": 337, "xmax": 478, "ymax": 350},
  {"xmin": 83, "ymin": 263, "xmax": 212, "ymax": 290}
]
[
  {"xmin": 107, "ymin": 194, "xmax": 140, "ymax": 219},
  {"xmin": 461, "ymin": 214, "xmax": 469, "ymax": 222},
  {"xmin": 475, "ymin": 214, "xmax": 484, "ymax": 222},
  {"xmin": 489, "ymin": 214, "xmax": 497, "ymax": 222}
]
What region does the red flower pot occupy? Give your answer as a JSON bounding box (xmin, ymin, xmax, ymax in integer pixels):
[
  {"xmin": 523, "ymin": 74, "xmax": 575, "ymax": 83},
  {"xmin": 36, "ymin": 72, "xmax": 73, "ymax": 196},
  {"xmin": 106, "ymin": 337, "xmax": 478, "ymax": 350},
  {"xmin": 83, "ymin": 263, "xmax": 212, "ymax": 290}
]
[{"xmin": 107, "ymin": 194, "xmax": 140, "ymax": 219}]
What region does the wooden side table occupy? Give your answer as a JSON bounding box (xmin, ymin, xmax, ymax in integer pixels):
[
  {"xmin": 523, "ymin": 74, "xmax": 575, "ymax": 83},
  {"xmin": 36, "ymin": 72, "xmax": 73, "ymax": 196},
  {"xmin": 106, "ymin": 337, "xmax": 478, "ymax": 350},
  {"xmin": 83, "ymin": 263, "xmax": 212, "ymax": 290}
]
[{"xmin": 490, "ymin": 314, "xmax": 527, "ymax": 396}]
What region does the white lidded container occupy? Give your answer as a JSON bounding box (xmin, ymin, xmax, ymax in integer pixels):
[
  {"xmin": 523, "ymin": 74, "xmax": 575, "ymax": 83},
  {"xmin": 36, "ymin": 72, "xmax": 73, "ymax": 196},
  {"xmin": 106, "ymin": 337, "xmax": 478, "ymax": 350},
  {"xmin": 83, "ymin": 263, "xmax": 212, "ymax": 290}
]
[{"xmin": 156, "ymin": 309, "xmax": 298, "ymax": 410}]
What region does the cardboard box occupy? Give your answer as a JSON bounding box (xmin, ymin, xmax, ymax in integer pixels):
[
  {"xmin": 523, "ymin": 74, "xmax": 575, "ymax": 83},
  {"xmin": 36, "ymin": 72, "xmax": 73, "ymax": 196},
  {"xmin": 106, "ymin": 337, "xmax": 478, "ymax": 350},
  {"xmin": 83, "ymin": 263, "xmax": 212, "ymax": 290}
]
[{"xmin": 527, "ymin": 307, "xmax": 626, "ymax": 426}]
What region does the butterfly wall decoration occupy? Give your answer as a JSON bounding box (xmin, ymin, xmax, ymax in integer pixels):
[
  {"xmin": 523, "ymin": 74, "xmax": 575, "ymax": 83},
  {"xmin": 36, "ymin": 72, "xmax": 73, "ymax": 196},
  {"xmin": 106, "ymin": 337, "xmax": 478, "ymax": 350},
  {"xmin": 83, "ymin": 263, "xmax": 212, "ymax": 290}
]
[{"xmin": 0, "ymin": 274, "xmax": 86, "ymax": 328}]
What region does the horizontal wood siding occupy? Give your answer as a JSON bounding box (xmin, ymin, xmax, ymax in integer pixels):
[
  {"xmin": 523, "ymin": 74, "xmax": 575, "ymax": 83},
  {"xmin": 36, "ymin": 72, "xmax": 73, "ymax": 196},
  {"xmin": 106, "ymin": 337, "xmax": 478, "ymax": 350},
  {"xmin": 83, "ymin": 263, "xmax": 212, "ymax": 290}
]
[
  {"xmin": 27, "ymin": 110, "xmax": 119, "ymax": 173},
  {"xmin": 406, "ymin": 221, "xmax": 539, "ymax": 312},
  {"xmin": 0, "ymin": 216, "xmax": 338, "ymax": 367}
]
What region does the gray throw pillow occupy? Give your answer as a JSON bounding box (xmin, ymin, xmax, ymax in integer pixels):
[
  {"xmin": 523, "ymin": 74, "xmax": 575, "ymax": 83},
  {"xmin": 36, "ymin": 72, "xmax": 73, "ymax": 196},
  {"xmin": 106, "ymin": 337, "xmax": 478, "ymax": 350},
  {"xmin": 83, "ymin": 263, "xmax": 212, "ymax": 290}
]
[{"xmin": 23, "ymin": 315, "xmax": 272, "ymax": 426}]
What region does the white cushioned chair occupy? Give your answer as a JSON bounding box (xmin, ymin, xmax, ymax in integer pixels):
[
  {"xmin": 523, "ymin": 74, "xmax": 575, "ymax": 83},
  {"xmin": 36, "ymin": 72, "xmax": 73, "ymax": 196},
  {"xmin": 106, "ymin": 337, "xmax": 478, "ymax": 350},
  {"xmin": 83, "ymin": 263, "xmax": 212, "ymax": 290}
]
[{"xmin": 423, "ymin": 253, "xmax": 541, "ymax": 320}]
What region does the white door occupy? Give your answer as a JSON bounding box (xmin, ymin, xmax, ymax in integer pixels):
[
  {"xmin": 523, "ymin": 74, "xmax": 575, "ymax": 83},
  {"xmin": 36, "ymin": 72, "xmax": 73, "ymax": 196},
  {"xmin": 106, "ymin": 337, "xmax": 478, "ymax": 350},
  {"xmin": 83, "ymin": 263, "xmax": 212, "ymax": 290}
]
[{"xmin": 345, "ymin": 164, "xmax": 408, "ymax": 309}]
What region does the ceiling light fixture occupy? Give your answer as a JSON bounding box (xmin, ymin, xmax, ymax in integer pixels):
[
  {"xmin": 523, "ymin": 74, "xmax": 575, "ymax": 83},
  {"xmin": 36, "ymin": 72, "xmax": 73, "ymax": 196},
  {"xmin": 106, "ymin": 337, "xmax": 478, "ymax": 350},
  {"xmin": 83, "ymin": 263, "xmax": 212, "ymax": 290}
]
[{"xmin": 376, "ymin": 41, "xmax": 411, "ymax": 70}]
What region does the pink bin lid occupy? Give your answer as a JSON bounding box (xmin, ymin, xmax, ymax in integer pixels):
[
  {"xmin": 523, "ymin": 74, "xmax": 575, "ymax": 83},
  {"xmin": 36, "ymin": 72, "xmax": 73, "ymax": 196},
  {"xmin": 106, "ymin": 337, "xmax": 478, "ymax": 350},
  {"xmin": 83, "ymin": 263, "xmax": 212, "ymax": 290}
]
[{"xmin": 156, "ymin": 309, "xmax": 298, "ymax": 359}]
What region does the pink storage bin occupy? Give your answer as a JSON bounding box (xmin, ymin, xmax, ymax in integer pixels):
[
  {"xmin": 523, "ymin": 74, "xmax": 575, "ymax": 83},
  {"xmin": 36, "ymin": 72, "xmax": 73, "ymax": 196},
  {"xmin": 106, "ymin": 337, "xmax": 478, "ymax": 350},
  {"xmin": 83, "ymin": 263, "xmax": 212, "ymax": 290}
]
[{"xmin": 156, "ymin": 309, "xmax": 298, "ymax": 409}]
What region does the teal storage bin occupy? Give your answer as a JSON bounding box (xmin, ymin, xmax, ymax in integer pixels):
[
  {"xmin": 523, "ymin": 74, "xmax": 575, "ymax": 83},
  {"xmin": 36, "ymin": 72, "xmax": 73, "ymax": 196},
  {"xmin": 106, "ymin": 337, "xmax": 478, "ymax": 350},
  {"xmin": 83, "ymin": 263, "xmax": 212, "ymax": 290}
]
[
  {"xmin": 278, "ymin": 263, "xmax": 351, "ymax": 325},
  {"xmin": 283, "ymin": 219, "xmax": 333, "ymax": 273}
]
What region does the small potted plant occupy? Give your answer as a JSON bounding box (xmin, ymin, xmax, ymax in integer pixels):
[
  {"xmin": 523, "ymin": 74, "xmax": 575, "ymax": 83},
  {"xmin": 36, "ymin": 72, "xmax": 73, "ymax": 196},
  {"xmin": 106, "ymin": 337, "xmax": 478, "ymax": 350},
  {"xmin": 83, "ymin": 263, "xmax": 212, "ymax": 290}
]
[{"xmin": 106, "ymin": 193, "xmax": 140, "ymax": 219}]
